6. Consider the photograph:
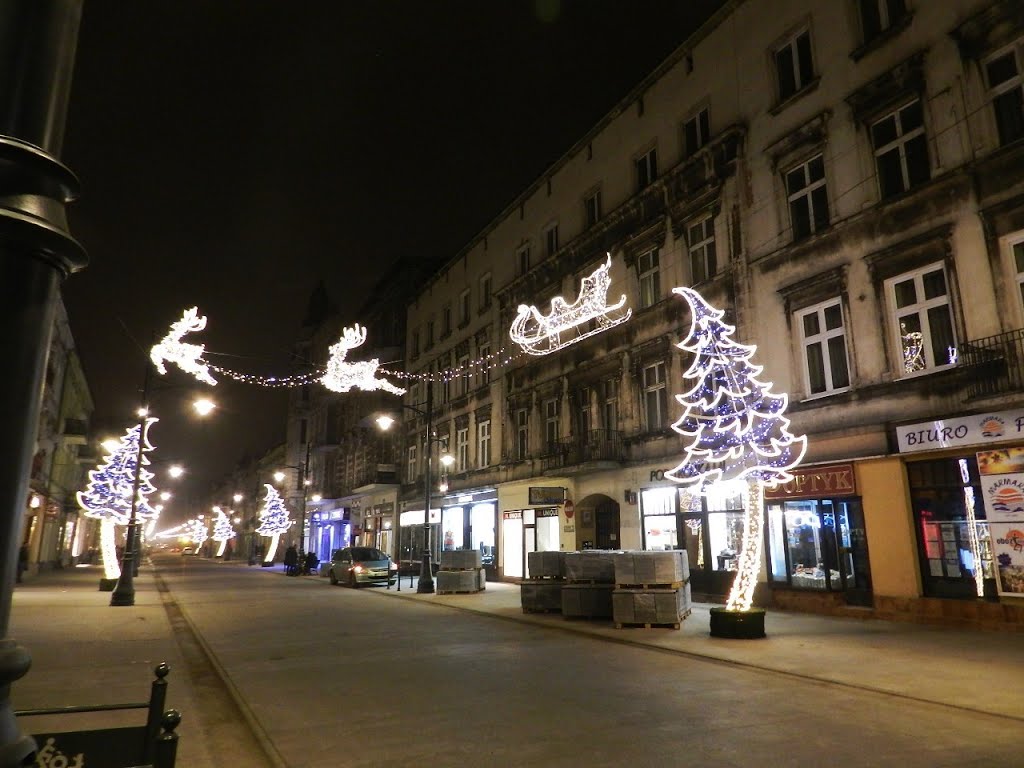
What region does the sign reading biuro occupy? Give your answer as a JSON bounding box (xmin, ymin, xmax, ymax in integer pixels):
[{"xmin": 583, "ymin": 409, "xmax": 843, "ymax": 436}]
[{"xmin": 897, "ymin": 408, "xmax": 1024, "ymax": 453}]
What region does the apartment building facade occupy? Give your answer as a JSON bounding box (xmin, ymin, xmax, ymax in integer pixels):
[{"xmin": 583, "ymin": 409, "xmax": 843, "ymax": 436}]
[{"xmin": 395, "ymin": 0, "xmax": 1024, "ymax": 628}]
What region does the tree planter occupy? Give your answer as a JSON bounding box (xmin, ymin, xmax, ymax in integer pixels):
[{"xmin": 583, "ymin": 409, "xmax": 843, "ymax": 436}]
[
  {"xmin": 98, "ymin": 578, "xmax": 118, "ymax": 591},
  {"xmin": 709, "ymin": 606, "xmax": 766, "ymax": 639}
]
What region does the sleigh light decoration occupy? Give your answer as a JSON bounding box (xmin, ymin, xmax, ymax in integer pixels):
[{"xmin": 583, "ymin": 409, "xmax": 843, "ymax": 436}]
[
  {"xmin": 150, "ymin": 307, "xmax": 218, "ymax": 386},
  {"xmin": 509, "ymin": 255, "xmax": 631, "ymax": 355},
  {"xmin": 321, "ymin": 324, "xmax": 406, "ymax": 395}
]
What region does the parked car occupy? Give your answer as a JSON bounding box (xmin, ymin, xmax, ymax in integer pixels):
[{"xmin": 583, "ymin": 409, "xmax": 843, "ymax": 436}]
[
  {"xmin": 181, "ymin": 546, "xmax": 197, "ymax": 556},
  {"xmin": 327, "ymin": 547, "xmax": 397, "ymax": 587}
]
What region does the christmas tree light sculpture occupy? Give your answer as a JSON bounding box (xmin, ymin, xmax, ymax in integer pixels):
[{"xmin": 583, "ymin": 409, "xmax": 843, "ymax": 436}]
[
  {"xmin": 212, "ymin": 506, "xmax": 236, "ymax": 557},
  {"xmin": 185, "ymin": 518, "xmax": 209, "ymax": 550},
  {"xmin": 76, "ymin": 419, "xmax": 160, "ymax": 580},
  {"xmin": 255, "ymin": 483, "xmax": 293, "ymax": 564},
  {"xmin": 666, "ymin": 287, "xmax": 807, "ymax": 622}
]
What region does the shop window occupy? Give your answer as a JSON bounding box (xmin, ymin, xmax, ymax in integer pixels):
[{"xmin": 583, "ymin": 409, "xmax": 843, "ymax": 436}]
[
  {"xmin": 785, "ymin": 154, "xmax": 829, "ymax": 241},
  {"xmin": 442, "ymin": 506, "xmax": 465, "ymax": 551},
  {"xmin": 642, "ymin": 362, "xmax": 668, "ymax": 430},
  {"xmin": 984, "ymin": 41, "xmax": 1024, "ymax": 147},
  {"xmin": 871, "ymin": 99, "xmax": 930, "ymax": 200},
  {"xmin": 797, "ymin": 297, "xmax": 850, "ymax": 396},
  {"xmin": 688, "ymin": 216, "xmax": 716, "ymax": 284},
  {"xmin": 774, "ymin": 27, "xmax": 814, "ymax": 102},
  {"xmin": 471, "ymin": 503, "xmax": 496, "ymax": 565},
  {"xmin": 641, "ymin": 487, "xmax": 677, "ymax": 551},
  {"xmin": 907, "ymin": 457, "xmax": 993, "ymax": 599},
  {"xmin": 638, "ymin": 247, "xmax": 661, "ymax": 309},
  {"xmin": 886, "ymin": 262, "xmax": 956, "ymax": 375}
]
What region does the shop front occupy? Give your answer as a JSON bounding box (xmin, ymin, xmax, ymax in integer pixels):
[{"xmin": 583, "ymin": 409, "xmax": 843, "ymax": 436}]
[
  {"xmin": 438, "ymin": 489, "xmax": 497, "ymax": 579},
  {"xmin": 358, "ymin": 501, "xmax": 396, "ymax": 558},
  {"xmin": 764, "ymin": 462, "xmax": 873, "ymax": 608},
  {"xmin": 310, "ymin": 505, "xmax": 352, "ymax": 563},
  {"xmin": 500, "ymin": 507, "xmax": 561, "ymax": 579}
]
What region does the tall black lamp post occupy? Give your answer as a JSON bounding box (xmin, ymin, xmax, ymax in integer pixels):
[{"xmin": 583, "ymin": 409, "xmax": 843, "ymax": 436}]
[
  {"xmin": 275, "ymin": 442, "xmax": 310, "ymax": 569},
  {"xmin": 376, "ymin": 385, "xmax": 452, "ymax": 594}
]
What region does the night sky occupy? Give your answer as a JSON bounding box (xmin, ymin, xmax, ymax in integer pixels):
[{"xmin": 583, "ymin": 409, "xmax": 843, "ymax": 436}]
[{"xmin": 60, "ymin": 0, "xmax": 724, "ymax": 516}]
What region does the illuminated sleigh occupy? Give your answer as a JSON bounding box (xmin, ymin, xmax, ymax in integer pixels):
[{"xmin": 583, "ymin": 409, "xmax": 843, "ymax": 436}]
[{"xmin": 509, "ymin": 255, "xmax": 632, "ymax": 356}]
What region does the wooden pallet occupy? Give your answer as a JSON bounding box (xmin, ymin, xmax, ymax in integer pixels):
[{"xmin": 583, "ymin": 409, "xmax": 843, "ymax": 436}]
[
  {"xmin": 615, "ymin": 620, "xmax": 682, "ymax": 630},
  {"xmin": 437, "ymin": 588, "xmax": 485, "ymax": 595},
  {"xmin": 522, "ymin": 606, "xmax": 561, "ymax": 614}
]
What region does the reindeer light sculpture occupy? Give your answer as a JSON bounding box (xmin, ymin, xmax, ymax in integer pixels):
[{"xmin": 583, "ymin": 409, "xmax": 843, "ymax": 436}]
[
  {"xmin": 321, "ymin": 324, "xmax": 406, "ymax": 395},
  {"xmin": 150, "ymin": 307, "xmax": 218, "ymax": 386}
]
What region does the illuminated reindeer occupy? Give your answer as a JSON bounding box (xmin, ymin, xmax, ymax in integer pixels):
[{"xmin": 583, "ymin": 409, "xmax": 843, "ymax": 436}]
[
  {"xmin": 321, "ymin": 324, "xmax": 406, "ymax": 395},
  {"xmin": 150, "ymin": 307, "xmax": 218, "ymax": 386}
]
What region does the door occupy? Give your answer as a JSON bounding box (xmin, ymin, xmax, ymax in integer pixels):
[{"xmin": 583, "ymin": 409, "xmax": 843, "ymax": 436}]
[
  {"xmin": 502, "ymin": 512, "xmax": 524, "ymax": 579},
  {"xmin": 838, "ymin": 500, "xmax": 872, "ymax": 606},
  {"xmin": 595, "ymin": 499, "xmax": 620, "ymax": 549}
]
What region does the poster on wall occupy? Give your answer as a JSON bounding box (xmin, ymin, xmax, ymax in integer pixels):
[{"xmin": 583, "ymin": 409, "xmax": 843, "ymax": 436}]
[{"xmin": 977, "ymin": 447, "xmax": 1024, "ymax": 596}]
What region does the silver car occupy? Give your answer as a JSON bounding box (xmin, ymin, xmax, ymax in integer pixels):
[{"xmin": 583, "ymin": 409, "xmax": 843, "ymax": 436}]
[{"xmin": 327, "ymin": 547, "xmax": 397, "ymax": 587}]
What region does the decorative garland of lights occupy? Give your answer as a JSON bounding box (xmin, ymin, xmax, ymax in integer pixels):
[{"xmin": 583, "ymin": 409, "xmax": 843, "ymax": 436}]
[
  {"xmin": 666, "ymin": 287, "xmax": 807, "ymax": 613},
  {"xmin": 509, "ymin": 255, "xmax": 631, "ymax": 355},
  {"xmin": 204, "ymin": 364, "xmax": 325, "ymax": 388}
]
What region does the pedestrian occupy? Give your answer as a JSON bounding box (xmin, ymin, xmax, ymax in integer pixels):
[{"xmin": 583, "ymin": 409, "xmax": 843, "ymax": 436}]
[
  {"xmin": 303, "ymin": 550, "xmax": 319, "ymax": 575},
  {"xmin": 16, "ymin": 543, "xmax": 28, "ymax": 583},
  {"xmin": 283, "ymin": 542, "xmax": 298, "ymax": 576}
]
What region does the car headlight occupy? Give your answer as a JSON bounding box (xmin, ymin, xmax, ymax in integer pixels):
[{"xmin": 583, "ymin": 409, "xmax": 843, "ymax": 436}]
[
  {"xmin": 352, "ymin": 565, "xmax": 365, "ymax": 573},
  {"xmin": 389, "ymin": 561, "xmax": 398, "ymax": 571}
]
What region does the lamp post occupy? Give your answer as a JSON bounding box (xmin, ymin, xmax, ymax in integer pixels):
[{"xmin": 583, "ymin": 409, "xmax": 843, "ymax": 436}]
[
  {"xmin": 376, "ymin": 384, "xmax": 452, "ymax": 594},
  {"xmin": 275, "ymin": 442, "xmax": 311, "ymax": 571}
]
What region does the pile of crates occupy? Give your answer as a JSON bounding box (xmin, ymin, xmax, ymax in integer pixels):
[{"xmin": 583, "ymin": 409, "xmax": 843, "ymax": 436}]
[
  {"xmin": 520, "ymin": 551, "xmax": 565, "ymax": 613},
  {"xmin": 561, "ymin": 551, "xmax": 619, "ymax": 619},
  {"xmin": 436, "ymin": 550, "xmax": 486, "ymax": 594},
  {"xmin": 611, "ymin": 551, "xmax": 691, "ymax": 629}
]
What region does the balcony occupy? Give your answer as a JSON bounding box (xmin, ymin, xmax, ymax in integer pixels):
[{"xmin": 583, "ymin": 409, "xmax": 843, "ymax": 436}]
[
  {"xmin": 957, "ymin": 328, "xmax": 1024, "ymax": 400},
  {"xmin": 540, "ymin": 429, "xmax": 625, "ymax": 474}
]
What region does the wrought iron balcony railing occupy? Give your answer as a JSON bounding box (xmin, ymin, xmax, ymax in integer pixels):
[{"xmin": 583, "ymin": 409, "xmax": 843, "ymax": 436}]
[
  {"xmin": 957, "ymin": 328, "xmax": 1024, "ymax": 400},
  {"xmin": 540, "ymin": 429, "xmax": 624, "ymax": 472}
]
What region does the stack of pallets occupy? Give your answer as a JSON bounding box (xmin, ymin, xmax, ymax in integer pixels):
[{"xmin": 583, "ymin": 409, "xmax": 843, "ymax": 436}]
[
  {"xmin": 520, "ymin": 551, "xmax": 565, "ymax": 613},
  {"xmin": 612, "ymin": 551, "xmax": 691, "ymax": 630},
  {"xmin": 561, "ymin": 551, "xmax": 619, "ymax": 619},
  {"xmin": 436, "ymin": 550, "xmax": 486, "ymax": 594}
]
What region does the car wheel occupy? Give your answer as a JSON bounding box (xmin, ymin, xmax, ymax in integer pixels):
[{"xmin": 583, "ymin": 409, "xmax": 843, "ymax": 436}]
[
  {"xmin": 348, "ymin": 571, "xmax": 358, "ymax": 588},
  {"xmin": 329, "ymin": 569, "xmax": 338, "ymax": 585}
]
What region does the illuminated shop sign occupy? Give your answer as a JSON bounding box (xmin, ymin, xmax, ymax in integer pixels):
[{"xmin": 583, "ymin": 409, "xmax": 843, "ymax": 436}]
[
  {"xmin": 897, "ymin": 408, "xmax": 1024, "ymax": 453},
  {"xmin": 763, "ymin": 463, "xmax": 856, "ymax": 500}
]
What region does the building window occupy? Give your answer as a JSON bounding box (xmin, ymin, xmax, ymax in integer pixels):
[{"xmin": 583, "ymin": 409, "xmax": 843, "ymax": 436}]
[
  {"xmin": 785, "ymin": 154, "xmax": 829, "ymax": 240},
  {"xmin": 797, "ymin": 298, "xmax": 850, "ymax": 396},
  {"xmin": 457, "ymin": 352, "xmax": 470, "ymax": 397},
  {"xmin": 426, "ymin": 320, "xmax": 435, "ymax": 350},
  {"xmin": 442, "ymin": 304, "xmax": 452, "ymax": 337},
  {"xmin": 456, "ymin": 427, "xmax": 469, "ymax": 472},
  {"xmin": 545, "ymin": 224, "xmax": 559, "ymax": 258},
  {"xmin": 479, "ymin": 273, "xmax": 492, "ymax": 311},
  {"xmin": 517, "ymin": 245, "xmax": 530, "ymax": 276},
  {"xmin": 478, "ymin": 342, "xmax": 491, "ymax": 388},
  {"xmin": 603, "ymin": 377, "xmax": 619, "ymax": 431},
  {"xmin": 886, "ymin": 263, "xmax": 957, "ymax": 375},
  {"xmin": 407, "ymin": 443, "xmax": 418, "ymax": 482},
  {"xmin": 584, "ymin": 189, "xmax": 602, "ymax": 229},
  {"xmin": 544, "ymin": 398, "xmax": 560, "ymax": 451},
  {"xmin": 459, "ymin": 289, "xmax": 471, "ymax": 327},
  {"xmin": 578, "ymin": 388, "xmax": 593, "ymax": 436},
  {"xmin": 1014, "ymin": 239, "xmax": 1024, "ymax": 309},
  {"xmin": 411, "ymin": 329, "xmax": 420, "ymax": 359},
  {"xmin": 515, "ymin": 408, "xmax": 529, "ymax": 460},
  {"xmin": 859, "ymin": 0, "xmax": 907, "ymax": 41},
  {"xmin": 635, "ymin": 147, "xmax": 658, "ymax": 191},
  {"xmin": 477, "ymin": 420, "xmax": 491, "ymax": 468},
  {"xmin": 688, "ymin": 216, "xmax": 716, "ymax": 284},
  {"xmin": 985, "ymin": 42, "xmax": 1024, "ymax": 147},
  {"xmin": 683, "ymin": 107, "xmax": 710, "ymax": 158},
  {"xmin": 871, "ymin": 99, "xmax": 929, "ymax": 200},
  {"xmin": 638, "ymin": 248, "xmax": 661, "ymax": 309},
  {"xmin": 643, "ymin": 362, "xmax": 668, "ymax": 430},
  {"xmin": 775, "ymin": 28, "xmax": 814, "ymax": 102}
]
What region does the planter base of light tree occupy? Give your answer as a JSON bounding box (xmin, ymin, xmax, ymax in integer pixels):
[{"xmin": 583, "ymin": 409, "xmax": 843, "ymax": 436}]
[
  {"xmin": 709, "ymin": 606, "xmax": 766, "ymax": 639},
  {"xmin": 98, "ymin": 578, "xmax": 118, "ymax": 592},
  {"xmin": 261, "ymin": 561, "xmax": 274, "ymax": 568}
]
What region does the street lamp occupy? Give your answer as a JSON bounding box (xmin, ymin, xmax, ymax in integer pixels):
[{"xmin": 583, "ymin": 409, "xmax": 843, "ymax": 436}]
[
  {"xmin": 110, "ymin": 386, "xmax": 215, "ymax": 607},
  {"xmin": 275, "ymin": 443, "xmax": 311, "ymax": 570},
  {"xmin": 375, "ymin": 385, "xmax": 453, "ymax": 594}
]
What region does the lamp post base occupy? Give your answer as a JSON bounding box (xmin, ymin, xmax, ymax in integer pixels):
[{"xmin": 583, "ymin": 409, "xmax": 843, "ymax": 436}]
[{"xmin": 417, "ymin": 550, "xmax": 434, "ymax": 594}]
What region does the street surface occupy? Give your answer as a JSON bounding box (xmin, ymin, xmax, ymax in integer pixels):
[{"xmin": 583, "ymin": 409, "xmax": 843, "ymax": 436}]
[{"xmin": 144, "ymin": 556, "xmax": 1018, "ymax": 767}]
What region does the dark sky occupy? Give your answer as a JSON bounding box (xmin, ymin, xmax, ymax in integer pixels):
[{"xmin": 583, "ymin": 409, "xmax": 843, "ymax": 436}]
[{"xmin": 60, "ymin": 0, "xmax": 724, "ymax": 513}]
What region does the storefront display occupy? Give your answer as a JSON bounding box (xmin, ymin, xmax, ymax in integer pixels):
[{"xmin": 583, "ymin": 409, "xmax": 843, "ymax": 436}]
[{"xmin": 977, "ymin": 447, "xmax": 1024, "ymax": 597}]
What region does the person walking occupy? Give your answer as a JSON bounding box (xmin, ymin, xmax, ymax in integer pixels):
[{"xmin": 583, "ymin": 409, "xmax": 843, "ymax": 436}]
[
  {"xmin": 16, "ymin": 542, "xmax": 28, "ymax": 583},
  {"xmin": 283, "ymin": 543, "xmax": 298, "ymax": 576}
]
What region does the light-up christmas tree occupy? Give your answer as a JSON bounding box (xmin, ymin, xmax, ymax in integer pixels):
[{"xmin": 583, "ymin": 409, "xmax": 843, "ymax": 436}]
[
  {"xmin": 255, "ymin": 483, "xmax": 293, "ymax": 564},
  {"xmin": 76, "ymin": 419, "xmax": 160, "ymax": 582},
  {"xmin": 212, "ymin": 507, "xmax": 236, "ymax": 557},
  {"xmin": 667, "ymin": 287, "xmax": 806, "ymax": 637}
]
